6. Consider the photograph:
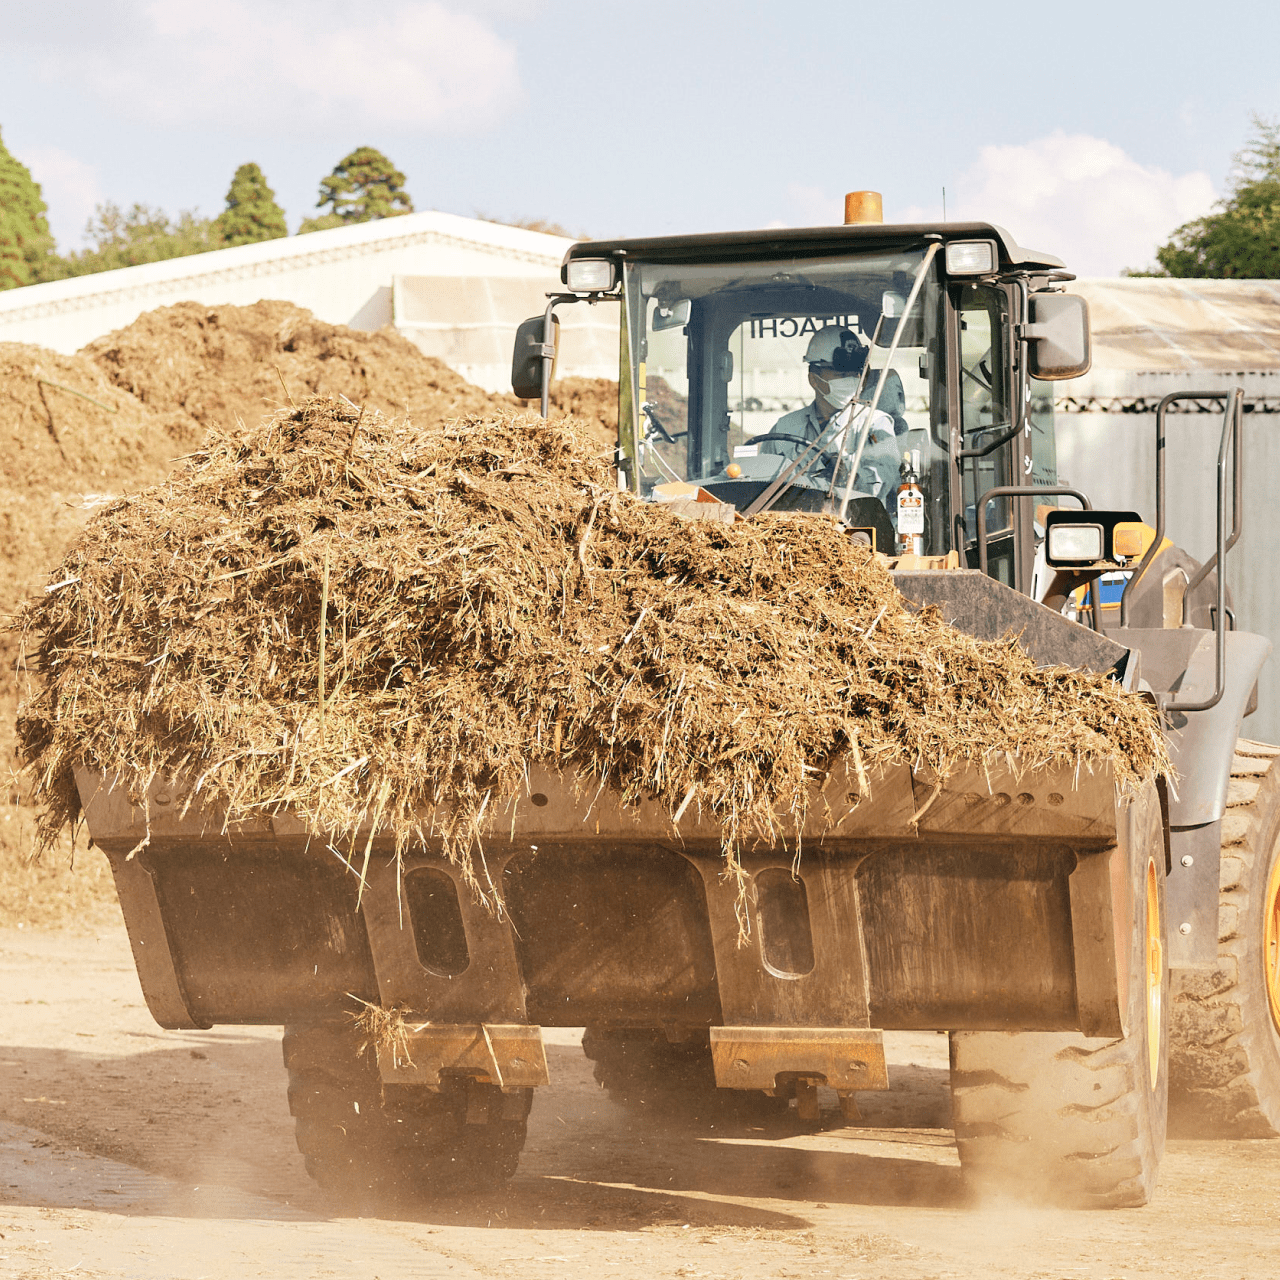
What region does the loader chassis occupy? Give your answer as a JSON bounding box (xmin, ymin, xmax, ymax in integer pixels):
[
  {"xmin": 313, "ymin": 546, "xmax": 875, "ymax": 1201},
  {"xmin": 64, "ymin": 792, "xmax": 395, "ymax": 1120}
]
[{"xmin": 73, "ymin": 216, "xmax": 1280, "ymax": 1207}]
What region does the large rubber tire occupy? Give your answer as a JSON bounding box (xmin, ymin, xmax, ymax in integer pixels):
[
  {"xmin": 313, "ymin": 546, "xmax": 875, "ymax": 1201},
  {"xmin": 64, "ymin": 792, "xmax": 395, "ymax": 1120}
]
[
  {"xmin": 283, "ymin": 1022, "xmax": 532, "ymax": 1200},
  {"xmin": 949, "ymin": 785, "xmax": 1169, "ymax": 1208},
  {"xmin": 582, "ymin": 1027, "xmax": 786, "ymax": 1120},
  {"xmin": 1169, "ymin": 739, "xmax": 1280, "ymax": 1137}
]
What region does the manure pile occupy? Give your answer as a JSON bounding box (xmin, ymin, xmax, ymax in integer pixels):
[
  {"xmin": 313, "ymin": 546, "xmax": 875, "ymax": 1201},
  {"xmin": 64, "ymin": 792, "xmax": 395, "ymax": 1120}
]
[
  {"xmin": 15, "ymin": 398, "xmax": 1167, "ymax": 892},
  {"xmin": 0, "ymin": 343, "xmax": 189, "ymax": 792},
  {"xmin": 83, "ymin": 300, "xmax": 617, "ymax": 448},
  {"xmin": 1, "ymin": 300, "xmax": 612, "ymax": 786}
]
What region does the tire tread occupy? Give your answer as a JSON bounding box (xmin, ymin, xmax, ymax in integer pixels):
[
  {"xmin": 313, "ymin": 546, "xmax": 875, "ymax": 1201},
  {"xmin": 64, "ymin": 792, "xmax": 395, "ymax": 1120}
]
[
  {"xmin": 282, "ymin": 1022, "xmax": 531, "ymax": 1199},
  {"xmin": 1169, "ymin": 740, "xmax": 1280, "ymax": 1138},
  {"xmin": 950, "ymin": 784, "xmax": 1167, "ymax": 1208}
]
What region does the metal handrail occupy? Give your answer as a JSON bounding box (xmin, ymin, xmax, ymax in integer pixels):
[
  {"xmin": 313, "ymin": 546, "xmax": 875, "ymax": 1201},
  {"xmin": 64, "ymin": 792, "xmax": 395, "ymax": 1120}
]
[
  {"xmin": 975, "ymin": 484, "xmax": 1100, "ymax": 631},
  {"xmin": 1119, "ymin": 390, "xmax": 1243, "ymax": 628},
  {"xmin": 1166, "ymin": 389, "xmax": 1243, "ymax": 714},
  {"xmin": 955, "ymin": 419, "xmax": 1022, "ymax": 461},
  {"xmin": 1180, "ymin": 389, "xmax": 1243, "ymax": 620}
]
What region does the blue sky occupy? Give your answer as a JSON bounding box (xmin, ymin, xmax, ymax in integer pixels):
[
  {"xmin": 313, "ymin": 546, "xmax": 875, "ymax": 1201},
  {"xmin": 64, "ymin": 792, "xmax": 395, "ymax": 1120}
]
[{"xmin": 2, "ymin": 0, "xmax": 1277, "ymax": 276}]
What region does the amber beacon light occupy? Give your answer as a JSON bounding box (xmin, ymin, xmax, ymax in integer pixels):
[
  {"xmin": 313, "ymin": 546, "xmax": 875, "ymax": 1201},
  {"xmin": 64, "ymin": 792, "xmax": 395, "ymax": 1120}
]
[{"xmin": 844, "ymin": 191, "xmax": 883, "ymax": 225}]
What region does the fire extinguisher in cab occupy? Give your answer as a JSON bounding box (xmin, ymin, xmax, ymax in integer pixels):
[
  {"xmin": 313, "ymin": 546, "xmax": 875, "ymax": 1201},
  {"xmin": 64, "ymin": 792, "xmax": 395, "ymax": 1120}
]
[{"xmin": 896, "ymin": 449, "xmax": 924, "ymax": 557}]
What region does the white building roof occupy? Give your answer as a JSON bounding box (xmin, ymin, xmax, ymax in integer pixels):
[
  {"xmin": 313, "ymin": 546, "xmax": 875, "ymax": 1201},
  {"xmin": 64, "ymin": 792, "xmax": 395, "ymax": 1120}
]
[
  {"xmin": 0, "ymin": 211, "xmax": 576, "ymax": 355},
  {"xmin": 1064, "ymin": 278, "xmax": 1280, "ymax": 410}
]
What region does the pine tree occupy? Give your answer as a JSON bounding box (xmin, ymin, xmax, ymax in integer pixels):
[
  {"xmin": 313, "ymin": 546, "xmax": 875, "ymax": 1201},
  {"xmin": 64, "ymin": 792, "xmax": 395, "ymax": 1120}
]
[
  {"xmin": 1155, "ymin": 115, "xmax": 1280, "ymax": 279},
  {"xmin": 0, "ymin": 127, "xmax": 57, "ymax": 289},
  {"xmin": 298, "ymin": 147, "xmax": 413, "ymax": 234},
  {"xmin": 212, "ymin": 163, "xmax": 287, "ymax": 247},
  {"xmin": 1230, "ymin": 115, "xmax": 1280, "ymax": 190}
]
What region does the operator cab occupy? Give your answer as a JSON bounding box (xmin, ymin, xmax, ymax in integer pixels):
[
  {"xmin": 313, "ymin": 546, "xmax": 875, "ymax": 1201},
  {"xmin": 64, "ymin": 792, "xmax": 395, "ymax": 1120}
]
[
  {"xmin": 514, "ymin": 208, "xmax": 1090, "ymax": 584},
  {"xmin": 617, "ymin": 245, "xmax": 938, "ymax": 554}
]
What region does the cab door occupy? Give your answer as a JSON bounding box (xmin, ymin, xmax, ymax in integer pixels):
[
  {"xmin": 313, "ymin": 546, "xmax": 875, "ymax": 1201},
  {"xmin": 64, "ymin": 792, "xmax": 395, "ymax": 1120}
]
[{"xmin": 955, "ymin": 282, "xmax": 1018, "ymax": 586}]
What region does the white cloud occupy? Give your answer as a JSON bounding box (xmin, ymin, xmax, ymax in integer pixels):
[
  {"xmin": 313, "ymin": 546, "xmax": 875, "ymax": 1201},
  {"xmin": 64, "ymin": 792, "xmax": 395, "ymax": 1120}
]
[
  {"xmin": 15, "ymin": 146, "xmax": 103, "ymax": 250},
  {"xmin": 902, "ymin": 132, "xmax": 1218, "ymax": 276},
  {"xmin": 30, "ymin": 1, "xmax": 521, "ymax": 136}
]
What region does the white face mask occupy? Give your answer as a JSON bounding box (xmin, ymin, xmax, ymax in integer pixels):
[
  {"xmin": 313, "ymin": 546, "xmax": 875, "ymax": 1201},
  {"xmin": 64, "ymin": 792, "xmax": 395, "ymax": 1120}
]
[{"xmin": 816, "ymin": 374, "xmax": 861, "ymax": 412}]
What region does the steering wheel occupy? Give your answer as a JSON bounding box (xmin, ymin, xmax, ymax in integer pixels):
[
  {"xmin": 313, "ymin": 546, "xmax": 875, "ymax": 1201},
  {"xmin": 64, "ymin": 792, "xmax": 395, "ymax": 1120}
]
[
  {"xmin": 750, "ymin": 432, "xmax": 823, "ymax": 450},
  {"xmin": 749, "ymin": 432, "xmax": 850, "ymax": 475}
]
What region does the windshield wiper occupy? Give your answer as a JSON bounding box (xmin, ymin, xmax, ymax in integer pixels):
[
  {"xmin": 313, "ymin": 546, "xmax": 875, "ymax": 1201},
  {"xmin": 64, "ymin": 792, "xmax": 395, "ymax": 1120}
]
[{"xmin": 835, "ymin": 240, "xmax": 941, "ymax": 523}]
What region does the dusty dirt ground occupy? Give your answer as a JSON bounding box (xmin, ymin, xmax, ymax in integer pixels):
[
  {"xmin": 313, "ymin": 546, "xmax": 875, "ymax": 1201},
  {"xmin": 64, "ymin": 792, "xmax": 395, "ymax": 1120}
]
[{"xmin": 0, "ymin": 883, "xmax": 1278, "ymax": 1280}]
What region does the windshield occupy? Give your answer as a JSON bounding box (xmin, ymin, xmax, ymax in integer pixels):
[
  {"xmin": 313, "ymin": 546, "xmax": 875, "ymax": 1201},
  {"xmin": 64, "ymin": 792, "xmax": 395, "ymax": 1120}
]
[{"xmin": 622, "ymin": 248, "xmax": 948, "ymax": 556}]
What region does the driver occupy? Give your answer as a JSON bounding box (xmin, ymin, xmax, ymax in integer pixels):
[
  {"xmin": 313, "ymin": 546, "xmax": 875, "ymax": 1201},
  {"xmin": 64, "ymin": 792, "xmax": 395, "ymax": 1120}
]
[{"xmin": 761, "ymin": 326, "xmax": 900, "ymax": 503}]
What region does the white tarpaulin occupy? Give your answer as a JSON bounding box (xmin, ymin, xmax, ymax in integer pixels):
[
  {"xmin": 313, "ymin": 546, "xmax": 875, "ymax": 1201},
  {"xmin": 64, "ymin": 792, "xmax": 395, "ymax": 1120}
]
[{"xmin": 393, "ymin": 274, "xmax": 619, "ymax": 392}]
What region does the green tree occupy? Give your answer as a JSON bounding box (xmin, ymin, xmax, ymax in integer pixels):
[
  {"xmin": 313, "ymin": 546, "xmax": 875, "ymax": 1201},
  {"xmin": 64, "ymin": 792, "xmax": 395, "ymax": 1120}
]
[
  {"xmin": 298, "ymin": 146, "xmax": 413, "ymax": 234},
  {"xmin": 295, "ymin": 212, "xmax": 346, "ymax": 235},
  {"xmin": 1230, "ymin": 115, "xmax": 1280, "ymax": 189},
  {"xmin": 49, "ymin": 202, "xmax": 217, "ymax": 278},
  {"xmin": 213, "ymin": 162, "xmax": 287, "ymax": 246},
  {"xmin": 0, "ymin": 127, "xmax": 57, "ymax": 289},
  {"xmin": 1154, "ymin": 115, "xmax": 1280, "ymax": 278}
]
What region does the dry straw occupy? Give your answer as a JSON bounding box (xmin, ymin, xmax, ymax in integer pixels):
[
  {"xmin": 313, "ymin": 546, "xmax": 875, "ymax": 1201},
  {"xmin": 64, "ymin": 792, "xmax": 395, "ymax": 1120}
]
[{"xmin": 14, "ymin": 398, "xmax": 1169, "ymax": 903}]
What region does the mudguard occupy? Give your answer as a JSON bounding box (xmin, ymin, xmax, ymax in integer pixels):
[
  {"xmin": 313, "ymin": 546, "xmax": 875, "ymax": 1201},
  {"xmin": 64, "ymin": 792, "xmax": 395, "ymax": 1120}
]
[{"xmin": 1120, "ymin": 627, "xmax": 1272, "ymax": 827}]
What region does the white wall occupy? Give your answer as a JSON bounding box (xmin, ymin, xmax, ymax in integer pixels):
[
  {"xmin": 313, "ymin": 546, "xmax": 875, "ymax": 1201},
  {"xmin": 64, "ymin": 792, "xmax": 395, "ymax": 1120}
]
[{"xmin": 1056, "ymin": 399, "xmax": 1280, "ymax": 743}]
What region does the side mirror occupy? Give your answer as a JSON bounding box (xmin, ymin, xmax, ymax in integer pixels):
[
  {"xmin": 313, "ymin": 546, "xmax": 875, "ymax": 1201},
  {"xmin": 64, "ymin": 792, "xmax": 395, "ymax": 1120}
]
[
  {"xmin": 511, "ymin": 313, "xmax": 559, "ymax": 400},
  {"xmin": 651, "ymin": 298, "xmax": 691, "ymax": 331},
  {"xmin": 1026, "ymin": 293, "xmax": 1091, "ymax": 380}
]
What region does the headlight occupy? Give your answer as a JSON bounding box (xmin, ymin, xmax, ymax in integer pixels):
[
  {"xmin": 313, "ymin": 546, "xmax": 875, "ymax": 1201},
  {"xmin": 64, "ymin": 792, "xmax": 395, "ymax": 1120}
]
[
  {"xmin": 565, "ymin": 258, "xmax": 616, "ymax": 292},
  {"xmin": 1046, "ymin": 522, "xmax": 1104, "ymax": 563}
]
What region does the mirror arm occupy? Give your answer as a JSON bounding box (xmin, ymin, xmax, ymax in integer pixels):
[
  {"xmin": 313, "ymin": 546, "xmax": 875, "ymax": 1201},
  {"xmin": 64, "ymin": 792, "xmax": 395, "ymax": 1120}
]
[
  {"xmin": 538, "ymin": 296, "xmax": 555, "ymax": 420},
  {"xmin": 537, "ymin": 294, "xmax": 583, "ymax": 419}
]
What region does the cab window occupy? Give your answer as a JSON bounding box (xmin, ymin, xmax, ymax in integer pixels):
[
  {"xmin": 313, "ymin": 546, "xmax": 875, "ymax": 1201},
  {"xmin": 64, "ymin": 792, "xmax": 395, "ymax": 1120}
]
[{"xmin": 957, "ymin": 284, "xmax": 1014, "ymax": 582}]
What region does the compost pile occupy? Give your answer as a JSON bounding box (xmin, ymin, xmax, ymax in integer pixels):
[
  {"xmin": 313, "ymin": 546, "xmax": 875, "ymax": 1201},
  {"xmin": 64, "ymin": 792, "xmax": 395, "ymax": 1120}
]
[
  {"xmin": 84, "ymin": 300, "xmax": 617, "ymax": 449},
  {"xmin": 2, "ymin": 302, "xmax": 615, "ymax": 788},
  {"xmin": 0, "ymin": 342, "xmax": 194, "ymax": 792},
  {"xmin": 533, "ymin": 376, "xmax": 618, "ymax": 437},
  {"xmin": 15, "ymin": 398, "xmax": 1167, "ymax": 892}
]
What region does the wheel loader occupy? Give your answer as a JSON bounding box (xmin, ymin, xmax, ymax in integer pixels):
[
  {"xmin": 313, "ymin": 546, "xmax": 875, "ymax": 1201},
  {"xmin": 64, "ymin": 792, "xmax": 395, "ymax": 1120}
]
[{"xmin": 75, "ymin": 195, "xmax": 1280, "ymax": 1208}]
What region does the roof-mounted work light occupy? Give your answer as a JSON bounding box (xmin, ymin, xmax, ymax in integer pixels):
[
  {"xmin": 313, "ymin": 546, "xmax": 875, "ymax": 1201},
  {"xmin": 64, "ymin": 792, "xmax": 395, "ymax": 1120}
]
[
  {"xmin": 944, "ymin": 240, "xmax": 996, "ymax": 275},
  {"xmin": 565, "ymin": 258, "xmax": 617, "ymax": 292}
]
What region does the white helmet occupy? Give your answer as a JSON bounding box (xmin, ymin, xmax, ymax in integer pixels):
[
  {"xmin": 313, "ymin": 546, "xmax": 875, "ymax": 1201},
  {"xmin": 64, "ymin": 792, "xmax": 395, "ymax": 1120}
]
[{"xmin": 803, "ymin": 325, "xmax": 866, "ymax": 372}]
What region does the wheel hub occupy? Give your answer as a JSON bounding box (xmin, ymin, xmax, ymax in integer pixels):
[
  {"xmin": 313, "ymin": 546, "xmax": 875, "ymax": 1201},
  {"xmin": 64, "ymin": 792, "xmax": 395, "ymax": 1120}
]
[{"xmin": 1145, "ymin": 857, "xmax": 1163, "ymax": 1090}]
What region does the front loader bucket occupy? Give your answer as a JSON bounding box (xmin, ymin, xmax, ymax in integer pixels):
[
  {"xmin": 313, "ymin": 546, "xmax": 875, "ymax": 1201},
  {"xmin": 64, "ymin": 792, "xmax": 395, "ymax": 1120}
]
[{"xmin": 77, "ymin": 753, "xmax": 1140, "ymax": 1090}]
